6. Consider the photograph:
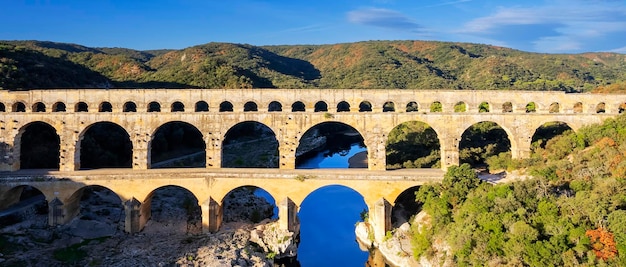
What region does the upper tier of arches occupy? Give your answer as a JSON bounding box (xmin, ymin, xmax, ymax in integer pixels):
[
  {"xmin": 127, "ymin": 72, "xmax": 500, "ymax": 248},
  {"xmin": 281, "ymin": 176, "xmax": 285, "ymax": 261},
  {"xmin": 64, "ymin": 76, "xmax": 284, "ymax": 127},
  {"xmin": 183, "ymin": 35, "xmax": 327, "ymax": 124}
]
[{"xmin": 1, "ymin": 89, "xmax": 625, "ymax": 114}]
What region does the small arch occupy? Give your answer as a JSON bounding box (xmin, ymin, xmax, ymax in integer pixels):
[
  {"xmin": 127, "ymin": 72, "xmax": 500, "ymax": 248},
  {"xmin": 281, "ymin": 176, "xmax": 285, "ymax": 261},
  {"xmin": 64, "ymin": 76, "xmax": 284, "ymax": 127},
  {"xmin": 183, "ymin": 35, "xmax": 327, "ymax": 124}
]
[
  {"xmin": 526, "ymin": 102, "xmax": 537, "ymax": 113},
  {"xmin": 292, "ymin": 101, "xmax": 305, "ymax": 112},
  {"xmin": 502, "ymin": 102, "xmax": 513, "ymax": 113},
  {"xmin": 13, "ymin": 102, "xmax": 26, "ymax": 112},
  {"xmin": 195, "ymin": 101, "xmax": 209, "ymax": 112},
  {"xmin": 358, "ymin": 101, "xmax": 372, "ymax": 112},
  {"xmin": 337, "ymin": 101, "xmax": 351, "ymax": 112},
  {"xmin": 620, "ymin": 103, "xmax": 626, "ymax": 113},
  {"xmin": 171, "ymin": 101, "xmax": 185, "ymax": 112},
  {"xmin": 574, "ymin": 102, "xmax": 583, "ymax": 113},
  {"xmin": 406, "ymin": 101, "xmax": 418, "ymax": 112},
  {"xmin": 383, "ymin": 101, "xmax": 395, "ymax": 112},
  {"xmin": 220, "ymin": 101, "xmax": 234, "ymax": 112},
  {"xmin": 148, "ymin": 102, "xmax": 161, "ymax": 112},
  {"xmin": 66, "ymin": 185, "xmax": 125, "ymax": 232},
  {"xmin": 0, "ymin": 186, "xmax": 48, "ymax": 226},
  {"xmin": 314, "ymin": 101, "xmax": 328, "ymax": 112},
  {"xmin": 75, "ymin": 102, "xmax": 88, "ymax": 112},
  {"xmin": 268, "ymin": 101, "xmax": 282, "ymax": 112},
  {"xmin": 150, "ymin": 121, "xmax": 206, "ymax": 168},
  {"xmin": 123, "ymin": 102, "xmax": 137, "ymax": 112},
  {"xmin": 0, "ymin": 102, "xmax": 5, "ymax": 112},
  {"xmin": 32, "ymin": 102, "xmax": 46, "ymax": 112},
  {"xmin": 99, "ymin": 102, "xmax": 113, "ymax": 112},
  {"xmin": 454, "ymin": 101, "xmax": 467, "ymax": 112},
  {"xmin": 392, "ymin": 186, "xmax": 422, "ymax": 227},
  {"xmin": 52, "ymin": 102, "xmax": 66, "ymax": 112},
  {"xmin": 549, "ymin": 102, "xmax": 560, "ymax": 113},
  {"xmin": 244, "ymin": 101, "xmax": 258, "ymax": 112},
  {"xmin": 430, "ymin": 101, "xmax": 442, "ymax": 112},
  {"xmin": 596, "ymin": 102, "xmax": 606, "ymax": 113},
  {"xmin": 478, "ymin": 102, "xmax": 490, "ymax": 113}
]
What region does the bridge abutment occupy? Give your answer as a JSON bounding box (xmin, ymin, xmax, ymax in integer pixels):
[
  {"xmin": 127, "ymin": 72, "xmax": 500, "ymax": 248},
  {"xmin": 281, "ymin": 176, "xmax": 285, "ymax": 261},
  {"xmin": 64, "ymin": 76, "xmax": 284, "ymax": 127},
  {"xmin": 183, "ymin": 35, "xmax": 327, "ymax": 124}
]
[
  {"xmin": 278, "ymin": 197, "xmax": 299, "ymax": 232},
  {"xmin": 124, "ymin": 198, "xmax": 142, "ymax": 233},
  {"xmin": 48, "ymin": 197, "xmax": 65, "ymax": 226}
]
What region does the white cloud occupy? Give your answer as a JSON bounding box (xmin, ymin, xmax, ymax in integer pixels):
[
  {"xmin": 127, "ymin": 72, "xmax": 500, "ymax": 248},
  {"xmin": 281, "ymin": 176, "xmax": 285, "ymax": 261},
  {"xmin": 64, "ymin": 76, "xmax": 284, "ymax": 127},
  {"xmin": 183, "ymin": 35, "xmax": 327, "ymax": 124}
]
[{"xmin": 347, "ymin": 8, "xmax": 423, "ymax": 32}]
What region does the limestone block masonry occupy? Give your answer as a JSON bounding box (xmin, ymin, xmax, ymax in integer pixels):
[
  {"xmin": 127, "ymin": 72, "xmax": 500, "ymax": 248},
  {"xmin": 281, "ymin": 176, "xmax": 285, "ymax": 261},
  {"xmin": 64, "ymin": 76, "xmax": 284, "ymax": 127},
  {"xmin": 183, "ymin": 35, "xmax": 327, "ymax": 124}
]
[{"xmin": 1, "ymin": 89, "xmax": 624, "ymax": 239}]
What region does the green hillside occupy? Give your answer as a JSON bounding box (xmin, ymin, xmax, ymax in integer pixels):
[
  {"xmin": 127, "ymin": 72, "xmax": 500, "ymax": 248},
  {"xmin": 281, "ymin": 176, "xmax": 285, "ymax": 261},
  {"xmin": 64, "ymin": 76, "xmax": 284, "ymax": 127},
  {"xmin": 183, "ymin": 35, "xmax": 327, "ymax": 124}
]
[{"xmin": 1, "ymin": 40, "xmax": 625, "ymax": 91}]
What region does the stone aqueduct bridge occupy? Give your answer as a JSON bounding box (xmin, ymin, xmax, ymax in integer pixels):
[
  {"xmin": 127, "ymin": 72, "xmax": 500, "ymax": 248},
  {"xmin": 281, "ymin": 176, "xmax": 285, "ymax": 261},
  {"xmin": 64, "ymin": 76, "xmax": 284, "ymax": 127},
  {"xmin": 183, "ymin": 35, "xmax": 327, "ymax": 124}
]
[{"xmin": 0, "ymin": 89, "xmax": 624, "ymax": 240}]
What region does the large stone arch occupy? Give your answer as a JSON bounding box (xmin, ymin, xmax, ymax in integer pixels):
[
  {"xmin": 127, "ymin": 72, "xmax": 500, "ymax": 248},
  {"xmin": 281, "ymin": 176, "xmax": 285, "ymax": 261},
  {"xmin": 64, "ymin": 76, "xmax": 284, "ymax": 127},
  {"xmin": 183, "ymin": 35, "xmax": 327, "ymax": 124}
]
[
  {"xmin": 295, "ymin": 121, "xmax": 367, "ymax": 169},
  {"xmin": 13, "ymin": 120, "xmax": 61, "ymax": 170},
  {"xmin": 140, "ymin": 185, "xmax": 202, "ymax": 234},
  {"xmin": 385, "ymin": 120, "xmax": 441, "ymax": 169},
  {"xmin": 63, "ymin": 184, "xmax": 125, "ymax": 225},
  {"xmin": 220, "ymin": 185, "xmax": 278, "ymax": 224},
  {"xmin": 221, "ymin": 121, "xmax": 279, "ymax": 168},
  {"xmin": 458, "ymin": 120, "xmax": 515, "ymax": 167},
  {"xmin": 0, "ymin": 185, "xmax": 49, "ymax": 211},
  {"xmin": 148, "ymin": 121, "xmax": 206, "ymax": 168},
  {"xmin": 390, "ymin": 185, "xmax": 421, "ymax": 227},
  {"xmin": 76, "ymin": 121, "xmax": 133, "ymax": 170},
  {"xmin": 17, "ymin": 121, "xmax": 60, "ymax": 169},
  {"xmin": 530, "ymin": 121, "xmax": 575, "ymax": 150}
]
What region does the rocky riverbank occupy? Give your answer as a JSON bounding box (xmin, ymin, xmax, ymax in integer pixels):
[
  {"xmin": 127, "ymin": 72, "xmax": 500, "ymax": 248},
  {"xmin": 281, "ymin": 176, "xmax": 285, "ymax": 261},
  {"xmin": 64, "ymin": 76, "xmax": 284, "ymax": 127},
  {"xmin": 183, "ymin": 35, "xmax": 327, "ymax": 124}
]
[{"xmin": 0, "ymin": 186, "xmax": 297, "ymax": 266}]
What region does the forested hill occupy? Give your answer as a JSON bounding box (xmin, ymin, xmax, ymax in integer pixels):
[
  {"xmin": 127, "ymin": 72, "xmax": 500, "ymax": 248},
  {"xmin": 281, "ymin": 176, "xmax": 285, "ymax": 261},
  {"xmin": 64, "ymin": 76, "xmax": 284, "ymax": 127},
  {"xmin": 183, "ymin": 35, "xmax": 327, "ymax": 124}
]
[{"xmin": 1, "ymin": 40, "xmax": 626, "ymax": 91}]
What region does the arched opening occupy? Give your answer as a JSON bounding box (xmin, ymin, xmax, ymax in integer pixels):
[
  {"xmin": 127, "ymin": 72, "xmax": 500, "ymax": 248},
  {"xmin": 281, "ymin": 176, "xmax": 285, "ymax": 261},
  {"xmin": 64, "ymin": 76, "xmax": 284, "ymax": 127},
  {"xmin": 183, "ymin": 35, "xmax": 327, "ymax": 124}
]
[
  {"xmin": 479, "ymin": 102, "xmax": 490, "ymax": 113},
  {"xmin": 195, "ymin": 101, "xmax": 209, "ymax": 112},
  {"xmin": 13, "ymin": 102, "xmax": 26, "ymax": 112},
  {"xmin": 268, "ymin": 101, "xmax": 282, "ymax": 112},
  {"xmin": 574, "ymin": 102, "xmax": 583, "ymax": 113},
  {"xmin": 531, "ymin": 122, "xmax": 574, "ymax": 150},
  {"xmin": 123, "ymin": 101, "xmax": 136, "ymax": 112},
  {"xmin": 142, "ymin": 185, "xmax": 201, "ymax": 234},
  {"xmin": 386, "ymin": 121, "xmax": 440, "ymax": 169},
  {"xmin": 296, "ymin": 122, "xmax": 366, "ymax": 169},
  {"xmin": 150, "ymin": 121, "xmax": 205, "ymax": 168},
  {"xmin": 502, "ymin": 102, "xmax": 513, "ymax": 113},
  {"xmin": 454, "ymin": 101, "xmax": 467, "ymax": 112},
  {"xmin": 66, "ymin": 186, "xmax": 124, "ymax": 238},
  {"xmin": 430, "ymin": 101, "xmax": 442, "ymax": 112},
  {"xmin": 75, "ymin": 102, "xmax": 88, "ymax": 112},
  {"xmin": 79, "ymin": 122, "xmax": 132, "ymax": 169},
  {"xmin": 0, "ymin": 102, "xmax": 5, "ymax": 112},
  {"xmin": 221, "ymin": 186, "xmax": 277, "ymax": 225},
  {"xmin": 171, "ymin": 101, "xmax": 185, "ymax": 112},
  {"xmin": 33, "ymin": 102, "xmax": 46, "ymax": 112},
  {"xmin": 298, "ymin": 185, "xmax": 368, "ymax": 265},
  {"xmin": 359, "ymin": 101, "xmax": 372, "ymax": 112},
  {"xmin": 292, "ymin": 101, "xmax": 305, "ymax": 112},
  {"xmin": 391, "ymin": 186, "xmax": 422, "ymax": 227},
  {"xmin": 596, "ymin": 102, "xmax": 606, "ymax": 113},
  {"xmin": 549, "ymin": 102, "xmax": 560, "ymax": 113},
  {"xmin": 314, "ymin": 101, "xmax": 328, "ymax": 112},
  {"xmin": 459, "ymin": 121, "xmax": 511, "ymax": 169},
  {"xmin": 383, "ymin": 101, "xmax": 395, "ymax": 112},
  {"xmin": 337, "ymin": 101, "xmax": 350, "ymax": 112},
  {"xmin": 52, "ymin": 102, "xmax": 66, "ymax": 112},
  {"xmin": 0, "ymin": 186, "xmax": 48, "ymax": 228},
  {"xmin": 99, "ymin": 102, "xmax": 112, "ymax": 112},
  {"xmin": 148, "ymin": 101, "xmax": 161, "ymax": 112},
  {"xmin": 222, "ymin": 121, "xmax": 278, "ymax": 168},
  {"xmin": 244, "ymin": 101, "xmax": 258, "ymax": 112},
  {"xmin": 526, "ymin": 102, "xmax": 537, "ymax": 113},
  {"xmin": 19, "ymin": 122, "xmax": 60, "ymax": 169},
  {"xmin": 220, "ymin": 101, "xmax": 233, "ymax": 112},
  {"xmin": 406, "ymin": 101, "xmax": 418, "ymax": 112}
]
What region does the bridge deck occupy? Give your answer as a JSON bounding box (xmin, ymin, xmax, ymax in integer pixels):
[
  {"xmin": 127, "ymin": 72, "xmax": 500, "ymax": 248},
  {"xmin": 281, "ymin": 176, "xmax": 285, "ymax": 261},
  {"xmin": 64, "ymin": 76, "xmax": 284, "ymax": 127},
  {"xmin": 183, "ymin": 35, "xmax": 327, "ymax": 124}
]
[{"xmin": 0, "ymin": 168, "xmax": 444, "ymax": 182}]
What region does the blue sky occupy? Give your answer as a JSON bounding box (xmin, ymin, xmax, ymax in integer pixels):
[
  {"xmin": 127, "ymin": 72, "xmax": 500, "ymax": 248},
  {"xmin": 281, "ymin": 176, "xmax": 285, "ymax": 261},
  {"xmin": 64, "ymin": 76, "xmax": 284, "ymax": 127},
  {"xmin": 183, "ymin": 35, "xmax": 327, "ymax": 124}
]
[{"xmin": 2, "ymin": 0, "xmax": 626, "ymax": 53}]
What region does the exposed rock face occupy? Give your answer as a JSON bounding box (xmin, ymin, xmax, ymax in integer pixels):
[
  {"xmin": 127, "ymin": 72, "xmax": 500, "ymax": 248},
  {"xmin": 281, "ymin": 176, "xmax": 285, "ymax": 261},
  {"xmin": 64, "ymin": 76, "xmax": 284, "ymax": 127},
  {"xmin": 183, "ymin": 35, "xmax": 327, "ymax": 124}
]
[{"xmin": 250, "ymin": 220, "xmax": 299, "ymax": 259}]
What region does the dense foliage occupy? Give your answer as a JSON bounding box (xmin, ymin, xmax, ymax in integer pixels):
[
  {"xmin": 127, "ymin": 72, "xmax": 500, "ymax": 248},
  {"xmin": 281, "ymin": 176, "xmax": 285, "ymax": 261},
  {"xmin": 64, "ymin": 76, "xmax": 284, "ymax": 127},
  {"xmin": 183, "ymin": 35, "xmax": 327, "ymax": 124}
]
[
  {"xmin": 2, "ymin": 40, "xmax": 625, "ymax": 91},
  {"xmin": 411, "ymin": 115, "xmax": 626, "ymax": 266}
]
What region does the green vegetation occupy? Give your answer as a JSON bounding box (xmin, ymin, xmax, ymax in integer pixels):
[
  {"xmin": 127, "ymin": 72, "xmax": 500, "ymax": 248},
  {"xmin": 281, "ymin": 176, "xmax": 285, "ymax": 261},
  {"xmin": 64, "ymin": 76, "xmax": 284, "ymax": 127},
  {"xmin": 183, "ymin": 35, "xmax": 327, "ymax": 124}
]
[
  {"xmin": 386, "ymin": 121, "xmax": 440, "ymax": 169},
  {"xmin": 2, "ymin": 40, "xmax": 626, "ymax": 90},
  {"xmin": 410, "ymin": 115, "xmax": 626, "ymax": 266}
]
